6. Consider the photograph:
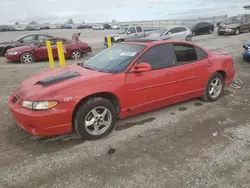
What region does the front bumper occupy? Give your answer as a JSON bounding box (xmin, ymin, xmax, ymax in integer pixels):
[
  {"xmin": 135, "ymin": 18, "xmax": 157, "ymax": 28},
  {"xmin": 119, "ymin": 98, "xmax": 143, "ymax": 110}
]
[
  {"xmin": 243, "ymin": 51, "xmax": 250, "ymax": 62},
  {"xmin": 5, "ymin": 54, "xmax": 20, "ymax": 62},
  {"xmin": 8, "ymin": 94, "xmax": 72, "ymax": 136},
  {"xmin": 218, "ymin": 28, "xmax": 235, "ymax": 34}
]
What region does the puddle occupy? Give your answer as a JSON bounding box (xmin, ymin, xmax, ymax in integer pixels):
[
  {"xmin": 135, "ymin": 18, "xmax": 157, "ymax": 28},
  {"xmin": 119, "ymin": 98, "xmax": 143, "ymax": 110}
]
[
  {"xmin": 108, "ymin": 148, "xmax": 116, "ymax": 155},
  {"xmin": 178, "ymin": 107, "xmax": 187, "ymax": 111},
  {"xmin": 170, "ymin": 112, "xmax": 176, "ymax": 115},
  {"xmin": 115, "ymin": 117, "xmax": 156, "ymax": 131},
  {"xmin": 195, "ymin": 102, "xmax": 203, "ymax": 106}
]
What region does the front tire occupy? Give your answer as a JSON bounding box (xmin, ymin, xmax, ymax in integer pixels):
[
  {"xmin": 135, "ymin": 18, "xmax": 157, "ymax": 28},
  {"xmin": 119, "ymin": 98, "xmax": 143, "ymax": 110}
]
[
  {"xmin": 74, "ymin": 97, "xmax": 117, "ymax": 140},
  {"xmin": 234, "ymin": 28, "xmax": 240, "ymax": 35},
  {"xmin": 202, "ymin": 73, "xmax": 224, "ymax": 102},
  {"xmin": 185, "ymin": 35, "xmax": 192, "ymax": 41},
  {"xmin": 20, "ymin": 52, "xmax": 35, "ymax": 63}
]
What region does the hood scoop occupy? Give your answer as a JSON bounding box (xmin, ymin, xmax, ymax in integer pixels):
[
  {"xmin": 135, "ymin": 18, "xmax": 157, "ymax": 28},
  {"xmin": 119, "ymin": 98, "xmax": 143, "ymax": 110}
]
[{"xmin": 35, "ymin": 71, "xmax": 81, "ymax": 87}]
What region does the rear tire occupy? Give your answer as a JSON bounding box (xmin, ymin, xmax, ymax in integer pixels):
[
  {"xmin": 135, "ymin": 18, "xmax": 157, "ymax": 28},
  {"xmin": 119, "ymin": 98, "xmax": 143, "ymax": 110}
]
[
  {"xmin": 74, "ymin": 97, "xmax": 117, "ymax": 140},
  {"xmin": 20, "ymin": 52, "xmax": 35, "ymax": 63},
  {"xmin": 202, "ymin": 73, "xmax": 224, "ymax": 102},
  {"xmin": 70, "ymin": 50, "xmax": 81, "ymax": 60}
]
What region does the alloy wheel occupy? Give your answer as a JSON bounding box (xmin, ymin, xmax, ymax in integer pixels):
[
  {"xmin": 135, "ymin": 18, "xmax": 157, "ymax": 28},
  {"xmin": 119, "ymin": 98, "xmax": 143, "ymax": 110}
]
[
  {"xmin": 84, "ymin": 106, "xmax": 112, "ymax": 136},
  {"xmin": 72, "ymin": 51, "xmax": 81, "ymax": 60},
  {"xmin": 209, "ymin": 78, "xmax": 222, "ymax": 99},
  {"xmin": 22, "ymin": 54, "xmax": 33, "ymax": 63}
]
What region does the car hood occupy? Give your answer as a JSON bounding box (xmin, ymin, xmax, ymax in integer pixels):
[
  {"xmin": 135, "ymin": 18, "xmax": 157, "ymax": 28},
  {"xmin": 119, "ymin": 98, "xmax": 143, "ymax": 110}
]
[
  {"xmin": 7, "ymin": 45, "xmax": 34, "ymax": 53},
  {"xmin": 146, "ymin": 34, "xmax": 171, "ymax": 40},
  {"xmin": 14, "ymin": 64, "xmax": 113, "ymax": 100},
  {"xmin": 108, "ymin": 34, "xmax": 120, "ymax": 38},
  {"xmin": 220, "ymin": 23, "xmax": 240, "ymax": 29}
]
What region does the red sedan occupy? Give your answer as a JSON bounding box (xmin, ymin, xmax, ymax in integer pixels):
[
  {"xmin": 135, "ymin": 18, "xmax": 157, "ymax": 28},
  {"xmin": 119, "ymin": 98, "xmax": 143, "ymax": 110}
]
[
  {"xmin": 8, "ymin": 40, "xmax": 235, "ymax": 140},
  {"xmin": 5, "ymin": 37, "xmax": 91, "ymax": 63}
]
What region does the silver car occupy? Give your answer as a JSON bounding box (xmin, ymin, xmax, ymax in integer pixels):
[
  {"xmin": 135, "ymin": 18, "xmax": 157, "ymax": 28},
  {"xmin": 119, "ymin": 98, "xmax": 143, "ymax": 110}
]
[{"xmin": 146, "ymin": 26, "xmax": 192, "ymax": 41}]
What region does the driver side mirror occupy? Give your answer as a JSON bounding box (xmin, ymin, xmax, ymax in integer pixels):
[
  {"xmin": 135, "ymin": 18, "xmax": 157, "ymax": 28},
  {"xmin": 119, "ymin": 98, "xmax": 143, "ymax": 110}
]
[
  {"xmin": 166, "ymin": 32, "xmax": 171, "ymax": 35},
  {"xmin": 132, "ymin": 62, "xmax": 152, "ymax": 73},
  {"xmin": 127, "ymin": 31, "xmax": 131, "ymax": 35},
  {"xmin": 19, "ymin": 40, "xmax": 23, "ymax": 43}
]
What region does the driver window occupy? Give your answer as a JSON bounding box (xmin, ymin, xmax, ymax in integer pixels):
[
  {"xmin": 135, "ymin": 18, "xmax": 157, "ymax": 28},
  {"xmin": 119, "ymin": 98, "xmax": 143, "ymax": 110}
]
[
  {"xmin": 128, "ymin": 27, "xmax": 136, "ymax": 34},
  {"xmin": 137, "ymin": 44, "xmax": 175, "ymax": 70}
]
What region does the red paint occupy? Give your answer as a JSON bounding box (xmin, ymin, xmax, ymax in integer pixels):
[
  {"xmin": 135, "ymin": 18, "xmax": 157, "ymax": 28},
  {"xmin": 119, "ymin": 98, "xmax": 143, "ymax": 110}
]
[
  {"xmin": 8, "ymin": 40, "xmax": 235, "ymax": 136},
  {"xmin": 5, "ymin": 38, "xmax": 90, "ymax": 62}
]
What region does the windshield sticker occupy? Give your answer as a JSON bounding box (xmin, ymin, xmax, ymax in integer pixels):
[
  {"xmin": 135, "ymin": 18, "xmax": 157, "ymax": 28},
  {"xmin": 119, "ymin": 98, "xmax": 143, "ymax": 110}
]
[{"xmin": 120, "ymin": 52, "xmax": 137, "ymax": 56}]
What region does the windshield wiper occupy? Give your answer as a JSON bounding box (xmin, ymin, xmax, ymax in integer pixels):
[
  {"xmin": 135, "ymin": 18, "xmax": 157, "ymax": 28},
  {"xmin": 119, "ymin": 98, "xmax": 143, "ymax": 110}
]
[{"xmin": 83, "ymin": 65, "xmax": 98, "ymax": 71}]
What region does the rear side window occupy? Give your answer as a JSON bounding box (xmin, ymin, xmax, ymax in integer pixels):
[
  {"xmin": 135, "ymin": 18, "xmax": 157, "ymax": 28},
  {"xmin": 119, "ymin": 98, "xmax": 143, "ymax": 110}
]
[
  {"xmin": 138, "ymin": 44, "xmax": 175, "ymax": 70},
  {"xmin": 195, "ymin": 47, "xmax": 207, "ymax": 60},
  {"xmin": 136, "ymin": 27, "xmax": 142, "ymax": 33},
  {"xmin": 173, "ymin": 44, "xmax": 197, "ymax": 65},
  {"xmin": 168, "ymin": 27, "xmax": 179, "ymax": 34},
  {"xmin": 178, "ymin": 27, "xmax": 187, "ymax": 32}
]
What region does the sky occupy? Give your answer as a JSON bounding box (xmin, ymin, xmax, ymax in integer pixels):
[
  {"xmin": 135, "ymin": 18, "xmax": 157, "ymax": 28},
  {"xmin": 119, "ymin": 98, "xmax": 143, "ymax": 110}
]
[{"xmin": 1, "ymin": 0, "xmax": 250, "ymax": 24}]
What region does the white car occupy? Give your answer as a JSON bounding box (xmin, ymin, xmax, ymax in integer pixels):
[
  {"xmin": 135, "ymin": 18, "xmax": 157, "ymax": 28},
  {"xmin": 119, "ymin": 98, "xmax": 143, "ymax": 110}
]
[
  {"xmin": 111, "ymin": 25, "xmax": 120, "ymax": 30},
  {"xmin": 92, "ymin": 25, "xmax": 105, "ymax": 30},
  {"xmin": 147, "ymin": 26, "xmax": 193, "ymax": 41}
]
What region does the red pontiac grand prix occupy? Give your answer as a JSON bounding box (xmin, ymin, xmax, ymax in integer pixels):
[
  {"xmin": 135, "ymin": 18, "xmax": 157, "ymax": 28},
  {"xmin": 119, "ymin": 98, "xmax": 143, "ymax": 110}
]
[
  {"xmin": 8, "ymin": 40, "xmax": 235, "ymax": 140},
  {"xmin": 5, "ymin": 37, "xmax": 91, "ymax": 63}
]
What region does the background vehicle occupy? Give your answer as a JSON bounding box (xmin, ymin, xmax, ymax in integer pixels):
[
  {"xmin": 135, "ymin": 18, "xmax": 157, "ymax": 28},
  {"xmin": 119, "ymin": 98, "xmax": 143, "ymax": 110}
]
[
  {"xmin": 5, "ymin": 37, "xmax": 91, "ymax": 63},
  {"xmin": 217, "ymin": 14, "xmax": 250, "ymax": 35},
  {"xmin": 40, "ymin": 26, "xmax": 50, "ymax": 30},
  {"xmin": 92, "ymin": 25, "xmax": 105, "ymax": 30},
  {"xmin": 9, "ymin": 41, "xmax": 235, "ymax": 140},
  {"xmin": 111, "ymin": 24, "xmax": 120, "ymax": 30},
  {"xmin": 25, "ymin": 26, "xmax": 36, "ymax": 31},
  {"xmin": 0, "ymin": 34, "xmax": 53, "ymax": 56},
  {"xmin": 104, "ymin": 25, "xmax": 158, "ymax": 46},
  {"xmin": 242, "ymin": 41, "xmax": 250, "ymax": 62},
  {"xmin": 103, "ymin": 24, "xmax": 111, "ymax": 29},
  {"xmin": 191, "ymin": 22, "xmax": 214, "ymax": 36},
  {"xmin": 145, "ymin": 26, "xmax": 192, "ymax": 41},
  {"xmin": 61, "ymin": 25, "xmax": 72, "ymax": 29}
]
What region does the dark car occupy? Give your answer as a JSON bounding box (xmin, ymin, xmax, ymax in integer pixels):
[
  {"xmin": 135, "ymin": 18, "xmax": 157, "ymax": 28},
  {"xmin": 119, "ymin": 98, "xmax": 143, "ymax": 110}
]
[
  {"xmin": 5, "ymin": 37, "xmax": 91, "ymax": 63},
  {"xmin": 0, "ymin": 34, "xmax": 54, "ymax": 56},
  {"xmin": 191, "ymin": 22, "xmax": 214, "ymax": 36},
  {"xmin": 103, "ymin": 24, "xmax": 111, "ymax": 29},
  {"xmin": 40, "ymin": 26, "xmax": 50, "ymax": 30}
]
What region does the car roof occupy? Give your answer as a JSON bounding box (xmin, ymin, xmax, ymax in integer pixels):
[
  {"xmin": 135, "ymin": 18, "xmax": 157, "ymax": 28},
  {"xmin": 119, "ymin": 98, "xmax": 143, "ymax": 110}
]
[{"xmin": 123, "ymin": 39, "xmax": 194, "ymax": 47}]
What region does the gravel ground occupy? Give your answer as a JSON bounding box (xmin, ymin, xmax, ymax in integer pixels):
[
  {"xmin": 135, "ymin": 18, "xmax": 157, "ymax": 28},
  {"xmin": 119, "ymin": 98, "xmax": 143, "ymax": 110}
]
[{"xmin": 1, "ymin": 29, "xmax": 250, "ymax": 188}]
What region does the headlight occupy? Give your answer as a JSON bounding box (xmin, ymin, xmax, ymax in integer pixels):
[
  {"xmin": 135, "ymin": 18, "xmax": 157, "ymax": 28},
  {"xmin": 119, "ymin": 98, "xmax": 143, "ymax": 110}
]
[
  {"xmin": 21, "ymin": 100, "xmax": 58, "ymax": 110},
  {"xmin": 7, "ymin": 51, "xmax": 19, "ymax": 55}
]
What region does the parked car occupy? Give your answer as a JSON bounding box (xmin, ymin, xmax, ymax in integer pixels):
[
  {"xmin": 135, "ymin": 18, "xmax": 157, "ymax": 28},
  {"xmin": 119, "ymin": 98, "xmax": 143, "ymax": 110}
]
[
  {"xmin": 8, "ymin": 40, "xmax": 235, "ymax": 139},
  {"xmin": 40, "ymin": 26, "xmax": 50, "ymax": 30},
  {"xmin": 103, "ymin": 24, "xmax": 112, "ymax": 29},
  {"xmin": 0, "ymin": 34, "xmax": 54, "ymax": 56},
  {"xmin": 191, "ymin": 22, "xmax": 214, "ymax": 36},
  {"xmin": 145, "ymin": 26, "xmax": 192, "ymax": 41},
  {"xmin": 104, "ymin": 25, "xmax": 158, "ymax": 46},
  {"xmin": 92, "ymin": 25, "xmax": 105, "ymax": 30},
  {"xmin": 217, "ymin": 14, "xmax": 250, "ymax": 35},
  {"xmin": 111, "ymin": 24, "xmax": 120, "ymax": 30},
  {"xmin": 61, "ymin": 25, "xmax": 72, "ymax": 29},
  {"xmin": 5, "ymin": 37, "xmax": 91, "ymax": 63},
  {"xmin": 242, "ymin": 41, "xmax": 250, "ymax": 62}
]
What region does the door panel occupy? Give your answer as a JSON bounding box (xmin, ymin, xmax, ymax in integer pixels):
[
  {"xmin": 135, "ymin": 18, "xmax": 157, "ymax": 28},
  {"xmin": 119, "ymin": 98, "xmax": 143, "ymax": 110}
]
[{"xmin": 34, "ymin": 45, "xmax": 48, "ymax": 60}]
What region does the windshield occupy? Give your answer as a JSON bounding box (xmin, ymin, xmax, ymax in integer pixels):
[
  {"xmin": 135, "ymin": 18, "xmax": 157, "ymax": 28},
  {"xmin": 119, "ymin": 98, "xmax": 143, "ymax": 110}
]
[
  {"xmin": 83, "ymin": 43, "xmax": 146, "ymax": 73},
  {"xmin": 117, "ymin": 27, "xmax": 128, "ymax": 34},
  {"xmin": 226, "ymin": 16, "xmax": 242, "ymax": 24}
]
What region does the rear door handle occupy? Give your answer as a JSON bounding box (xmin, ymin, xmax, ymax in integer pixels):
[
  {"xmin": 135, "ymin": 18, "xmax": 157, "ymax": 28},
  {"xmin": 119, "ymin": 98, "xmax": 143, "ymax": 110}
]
[{"xmin": 165, "ymin": 72, "xmax": 173, "ymax": 76}]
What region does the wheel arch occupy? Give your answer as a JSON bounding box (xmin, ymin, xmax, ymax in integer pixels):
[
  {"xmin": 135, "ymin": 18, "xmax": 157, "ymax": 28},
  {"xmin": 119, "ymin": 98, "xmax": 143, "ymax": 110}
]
[
  {"xmin": 215, "ymin": 70, "xmax": 226, "ymax": 80},
  {"xmin": 72, "ymin": 92, "xmax": 121, "ymax": 130}
]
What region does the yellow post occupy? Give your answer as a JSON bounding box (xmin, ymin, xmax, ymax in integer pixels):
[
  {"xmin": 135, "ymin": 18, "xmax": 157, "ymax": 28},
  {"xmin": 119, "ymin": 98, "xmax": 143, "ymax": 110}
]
[
  {"xmin": 56, "ymin": 41, "xmax": 66, "ymax": 67},
  {"xmin": 107, "ymin": 36, "xmax": 112, "ymax": 47},
  {"xmin": 46, "ymin": 40, "xmax": 55, "ymax": 69}
]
